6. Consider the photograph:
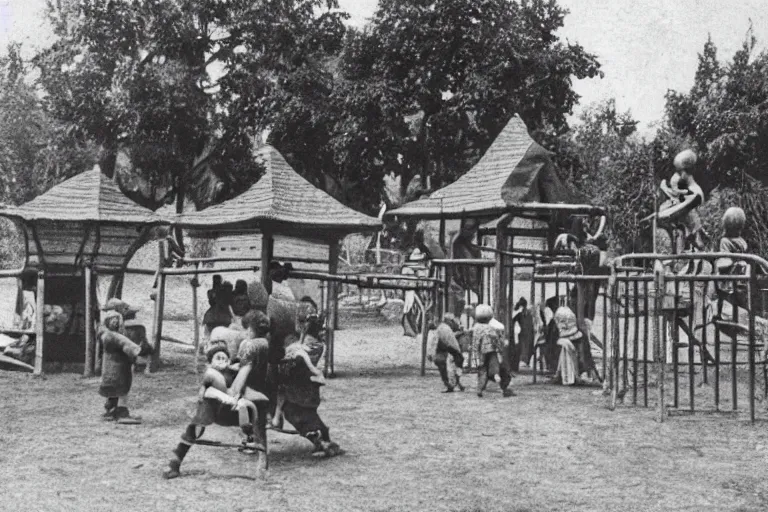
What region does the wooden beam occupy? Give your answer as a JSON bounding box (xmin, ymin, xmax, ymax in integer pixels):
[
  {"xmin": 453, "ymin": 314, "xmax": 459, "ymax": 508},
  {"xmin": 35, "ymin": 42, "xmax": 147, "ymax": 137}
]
[
  {"xmin": 261, "ymin": 232, "xmax": 274, "ymax": 295},
  {"xmin": 84, "ymin": 263, "xmax": 94, "ymax": 377},
  {"xmin": 148, "ymin": 240, "xmax": 167, "ymax": 373},
  {"xmin": 326, "ymin": 238, "xmax": 339, "ymax": 376},
  {"xmin": 34, "ymin": 270, "xmax": 44, "ymax": 375},
  {"xmin": 192, "ymin": 262, "xmax": 200, "ymax": 374}
]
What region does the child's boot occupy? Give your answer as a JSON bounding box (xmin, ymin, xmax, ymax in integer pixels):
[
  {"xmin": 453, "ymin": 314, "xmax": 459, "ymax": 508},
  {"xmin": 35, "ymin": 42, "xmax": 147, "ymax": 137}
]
[
  {"xmin": 102, "ymin": 398, "xmax": 118, "ymax": 420},
  {"xmin": 162, "ymin": 443, "xmax": 190, "ymax": 480},
  {"xmin": 114, "ymin": 406, "xmax": 142, "ymax": 425}
]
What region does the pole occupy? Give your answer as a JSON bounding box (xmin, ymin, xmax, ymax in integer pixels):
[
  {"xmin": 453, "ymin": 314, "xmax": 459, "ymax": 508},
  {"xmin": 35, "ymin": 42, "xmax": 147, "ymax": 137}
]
[
  {"xmin": 326, "ymin": 238, "xmax": 340, "ymax": 376},
  {"xmin": 34, "ymin": 270, "xmax": 45, "ymax": 375},
  {"xmin": 651, "ymin": 151, "xmax": 658, "ymax": 254},
  {"xmin": 149, "ymin": 240, "xmax": 167, "ymax": 373},
  {"xmin": 192, "ymin": 262, "xmax": 200, "ymax": 374},
  {"xmin": 84, "ymin": 263, "xmax": 94, "ymax": 377},
  {"xmin": 654, "ymin": 261, "xmax": 666, "ymax": 422},
  {"xmin": 261, "ymin": 233, "xmax": 274, "ymax": 295}
]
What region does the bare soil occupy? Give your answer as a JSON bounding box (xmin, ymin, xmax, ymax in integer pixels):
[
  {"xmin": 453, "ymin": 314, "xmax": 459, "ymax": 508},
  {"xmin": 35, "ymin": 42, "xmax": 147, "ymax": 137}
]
[{"xmin": 2, "ymin": 281, "xmax": 768, "ymax": 512}]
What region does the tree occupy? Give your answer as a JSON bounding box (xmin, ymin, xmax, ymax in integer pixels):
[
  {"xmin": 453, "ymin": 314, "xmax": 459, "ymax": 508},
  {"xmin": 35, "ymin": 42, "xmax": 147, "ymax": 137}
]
[
  {"xmin": 664, "ymin": 31, "xmax": 768, "ymax": 251},
  {"xmin": 316, "ymin": 0, "xmax": 602, "ymax": 206},
  {"xmin": 35, "ymin": 0, "xmax": 348, "ymax": 215}
]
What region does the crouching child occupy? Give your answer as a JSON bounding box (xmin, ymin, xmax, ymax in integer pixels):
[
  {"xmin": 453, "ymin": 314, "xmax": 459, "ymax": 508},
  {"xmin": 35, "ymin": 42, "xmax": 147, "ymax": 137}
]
[{"xmin": 433, "ymin": 313, "xmax": 465, "ymax": 393}]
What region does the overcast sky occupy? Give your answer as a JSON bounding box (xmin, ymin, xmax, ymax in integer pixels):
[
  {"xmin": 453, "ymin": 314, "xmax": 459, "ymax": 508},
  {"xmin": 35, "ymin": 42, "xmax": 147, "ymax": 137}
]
[{"xmin": 1, "ymin": 0, "xmax": 766, "ymax": 133}]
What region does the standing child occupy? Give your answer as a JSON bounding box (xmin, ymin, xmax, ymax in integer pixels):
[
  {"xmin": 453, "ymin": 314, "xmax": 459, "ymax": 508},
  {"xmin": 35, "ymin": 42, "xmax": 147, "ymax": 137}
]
[
  {"xmin": 472, "ymin": 305, "xmax": 514, "ymax": 398},
  {"xmin": 99, "ymin": 309, "xmax": 153, "ymax": 424}
]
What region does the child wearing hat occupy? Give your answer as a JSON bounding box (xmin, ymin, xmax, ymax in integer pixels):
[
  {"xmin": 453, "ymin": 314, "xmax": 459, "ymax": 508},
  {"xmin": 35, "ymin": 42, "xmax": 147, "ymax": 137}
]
[
  {"xmin": 98, "ymin": 309, "xmax": 153, "ymax": 424},
  {"xmin": 162, "ymin": 340, "xmax": 262, "ymax": 479},
  {"xmin": 471, "ymin": 305, "xmax": 514, "ymax": 397}
]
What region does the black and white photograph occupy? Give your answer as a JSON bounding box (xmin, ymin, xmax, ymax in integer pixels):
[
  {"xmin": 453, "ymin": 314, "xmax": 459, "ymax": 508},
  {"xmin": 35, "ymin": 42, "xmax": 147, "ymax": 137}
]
[{"xmin": 0, "ymin": 1, "xmax": 767, "ymax": 510}]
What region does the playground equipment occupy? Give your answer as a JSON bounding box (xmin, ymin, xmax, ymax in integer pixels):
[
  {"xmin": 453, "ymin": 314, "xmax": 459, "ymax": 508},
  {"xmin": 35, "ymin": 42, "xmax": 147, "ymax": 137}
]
[
  {"xmin": 0, "ymin": 168, "xmax": 163, "ymax": 375},
  {"xmin": 606, "ymin": 252, "xmax": 768, "ymax": 423}
]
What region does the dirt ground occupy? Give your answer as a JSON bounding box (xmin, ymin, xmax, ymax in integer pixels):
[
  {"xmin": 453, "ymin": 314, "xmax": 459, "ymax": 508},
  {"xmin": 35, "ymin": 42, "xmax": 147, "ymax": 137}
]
[{"xmin": 3, "ymin": 281, "xmax": 768, "ymax": 512}]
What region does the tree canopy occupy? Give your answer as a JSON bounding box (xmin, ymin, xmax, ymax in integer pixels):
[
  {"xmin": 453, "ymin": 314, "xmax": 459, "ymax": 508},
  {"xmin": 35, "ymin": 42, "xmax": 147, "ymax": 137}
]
[
  {"xmin": 35, "ymin": 0, "xmax": 348, "ymax": 211},
  {"xmin": 30, "ymin": 0, "xmax": 601, "ymax": 219}
]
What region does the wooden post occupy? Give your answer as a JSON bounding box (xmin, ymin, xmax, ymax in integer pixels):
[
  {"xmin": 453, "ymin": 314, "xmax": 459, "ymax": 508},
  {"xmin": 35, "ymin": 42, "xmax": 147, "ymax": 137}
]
[
  {"xmin": 149, "ymin": 240, "xmax": 167, "ymax": 373},
  {"xmin": 494, "ymin": 214, "xmax": 513, "ymax": 335},
  {"xmin": 34, "ymin": 270, "xmax": 45, "ymax": 375},
  {"xmin": 192, "ymin": 262, "xmax": 200, "ymax": 374},
  {"xmin": 439, "ymin": 217, "xmax": 446, "ymax": 255},
  {"xmin": 653, "ymin": 261, "xmax": 665, "ymax": 422},
  {"xmin": 84, "ymin": 262, "xmax": 94, "ymax": 377},
  {"xmin": 609, "ymin": 267, "xmax": 620, "ymax": 410},
  {"xmin": 420, "ymin": 290, "xmax": 430, "ymax": 376},
  {"xmin": 261, "ymin": 233, "xmax": 274, "ymax": 295},
  {"xmin": 326, "ymin": 238, "xmax": 340, "ymax": 376}
]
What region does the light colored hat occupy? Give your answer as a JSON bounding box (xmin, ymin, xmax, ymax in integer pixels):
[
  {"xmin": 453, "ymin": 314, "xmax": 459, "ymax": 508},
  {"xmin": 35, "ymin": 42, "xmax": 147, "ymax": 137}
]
[
  {"xmin": 102, "ymin": 298, "xmax": 139, "ymax": 315},
  {"xmin": 474, "ymin": 304, "xmax": 494, "ymax": 323},
  {"xmin": 673, "ymin": 149, "xmax": 697, "ymax": 171},
  {"xmin": 489, "ymin": 318, "xmax": 505, "ymax": 332},
  {"xmin": 722, "ymin": 206, "xmax": 746, "ymax": 236},
  {"xmin": 554, "ymin": 306, "xmax": 582, "ymax": 340}
]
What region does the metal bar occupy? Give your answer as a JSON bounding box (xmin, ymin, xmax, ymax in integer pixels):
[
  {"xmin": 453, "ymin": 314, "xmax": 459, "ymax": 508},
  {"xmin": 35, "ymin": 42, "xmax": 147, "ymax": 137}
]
[
  {"xmin": 93, "ymin": 266, "xmax": 158, "ymax": 276},
  {"xmin": 715, "ymin": 288, "xmax": 721, "ymax": 411},
  {"xmin": 655, "ymin": 265, "xmax": 665, "ymax": 422},
  {"xmin": 0, "ymin": 268, "xmax": 26, "ymax": 278},
  {"xmin": 732, "ymin": 274, "xmax": 738, "ymax": 411},
  {"xmin": 701, "ymin": 277, "xmax": 708, "ymax": 385},
  {"xmin": 161, "ymin": 265, "xmax": 260, "ymax": 276},
  {"xmin": 643, "ymin": 279, "xmax": 649, "ymax": 407},
  {"xmin": 632, "ymin": 279, "xmax": 639, "ymax": 406},
  {"xmin": 749, "ymin": 263, "xmax": 757, "ymax": 423},
  {"xmin": 431, "ymin": 258, "xmax": 495, "ymax": 267},
  {"xmin": 603, "ymin": 285, "xmax": 609, "ymax": 387},
  {"xmin": 84, "ymin": 263, "xmax": 94, "ymax": 378},
  {"xmin": 609, "ymin": 267, "xmax": 620, "ymax": 410},
  {"xmin": 181, "ymin": 256, "xmax": 329, "ymax": 265},
  {"xmin": 672, "ymin": 280, "xmax": 679, "ymax": 409},
  {"xmin": 623, "ymin": 271, "xmax": 629, "ymax": 400},
  {"xmin": 687, "ymin": 276, "xmax": 695, "ymax": 413},
  {"xmin": 34, "ymin": 270, "xmax": 45, "ymax": 375},
  {"xmin": 192, "ymin": 262, "xmax": 200, "ymax": 374}
]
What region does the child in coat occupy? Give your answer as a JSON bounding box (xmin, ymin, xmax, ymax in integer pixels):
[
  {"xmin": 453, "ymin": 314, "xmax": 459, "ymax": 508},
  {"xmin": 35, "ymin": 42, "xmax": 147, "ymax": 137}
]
[
  {"xmin": 99, "ymin": 309, "xmax": 153, "ymax": 424},
  {"xmin": 432, "ymin": 313, "xmax": 465, "ymax": 392},
  {"xmin": 162, "ymin": 338, "xmax": 267, "ymax": 479},
  {"xmin": 472, "ymin": 305, "xmax": 514, "ymax": 397}
]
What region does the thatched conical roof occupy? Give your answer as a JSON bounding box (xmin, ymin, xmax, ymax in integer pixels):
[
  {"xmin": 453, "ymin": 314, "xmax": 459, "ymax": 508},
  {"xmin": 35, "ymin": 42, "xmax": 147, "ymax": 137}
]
[
  {"xmin": 173, "ymin": 145, "xmax": 380, "ymax": 236},
  {"xmin": 387, "ymin": 115, "xmax": 596, "ymax": 220},
  {"xmin": 0, "ymin": 167, "xmax": 162, "ymax": 224}
]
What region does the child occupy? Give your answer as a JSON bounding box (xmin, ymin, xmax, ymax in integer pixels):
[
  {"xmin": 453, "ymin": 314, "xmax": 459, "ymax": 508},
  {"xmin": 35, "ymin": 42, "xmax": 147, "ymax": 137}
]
[
  {"xmin": 472, "ymin": 304, "xmax": 514, "ymax": 398},
  {"xmin": 162, "ymin": 340, "xmax": 263, "ymax": 479},
  {"xmin": 433, "ymin": 313, "xmax": 465, "ymax": 393},
  {"xmin": 715, "ymin": 207, "xmax": 749, "ymax": 309},
  {"xmin": 270, "ymin": 311, "xmax": 326, "ymax": 430},
  {"xmin": 99, "ymin": 310, "xmax": 153, "ymax": 424},
  {"xmin": 657, "ymin": 149, "xmax": 707, "ymax": 251}
]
